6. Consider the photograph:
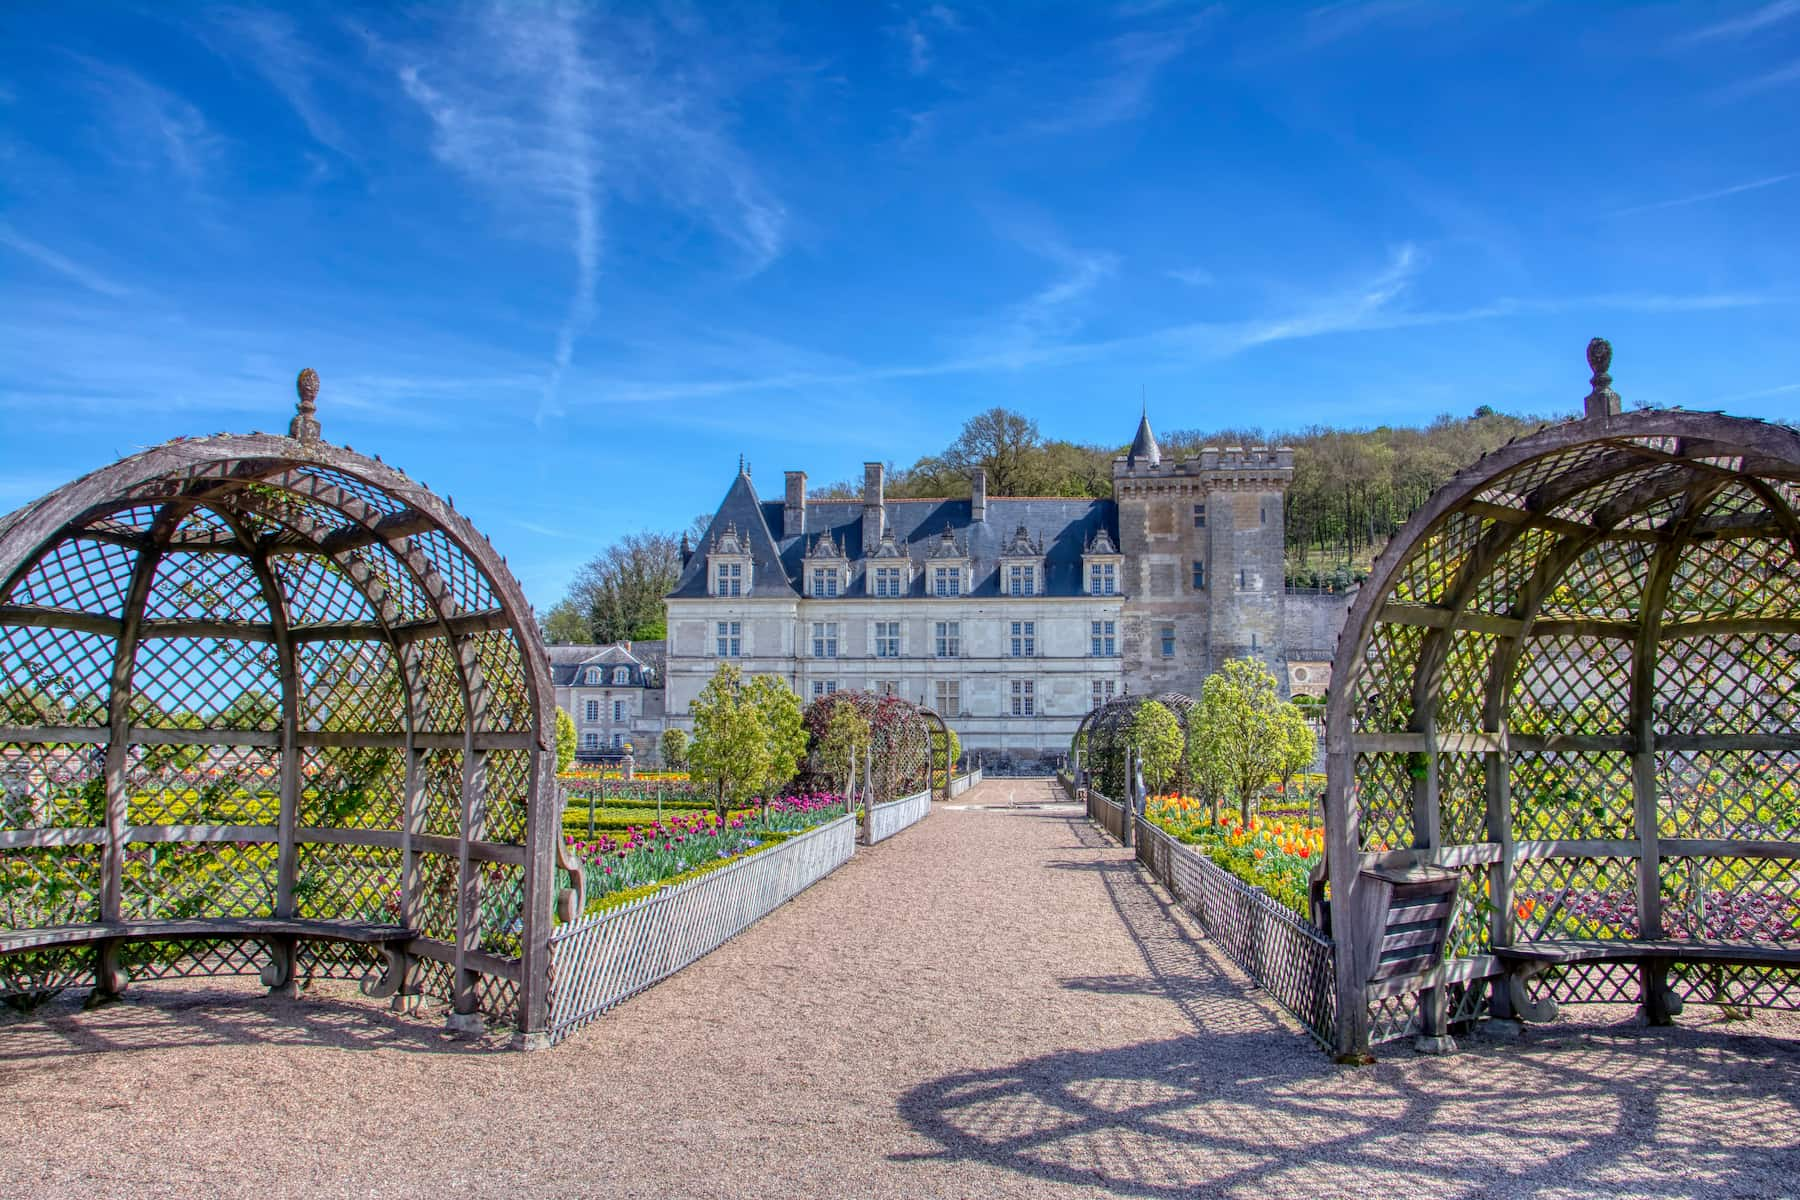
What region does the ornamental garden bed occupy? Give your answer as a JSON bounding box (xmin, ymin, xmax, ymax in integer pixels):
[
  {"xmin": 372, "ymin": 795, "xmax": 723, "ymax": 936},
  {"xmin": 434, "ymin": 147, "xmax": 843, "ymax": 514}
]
[{"xmin": 543, "ymin": 809, "xmax": 857, "ymax": 1044}]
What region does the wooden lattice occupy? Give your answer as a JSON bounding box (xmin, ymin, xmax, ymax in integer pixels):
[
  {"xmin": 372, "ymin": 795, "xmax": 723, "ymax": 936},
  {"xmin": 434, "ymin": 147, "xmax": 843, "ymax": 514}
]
[
  {"xmin": 0, "ymin": 372, "xmax": 569, "ymax": 1045},
  {"xmin": 1323, "ymin": 341, "xmax": 1800, "ymax": 1057}
]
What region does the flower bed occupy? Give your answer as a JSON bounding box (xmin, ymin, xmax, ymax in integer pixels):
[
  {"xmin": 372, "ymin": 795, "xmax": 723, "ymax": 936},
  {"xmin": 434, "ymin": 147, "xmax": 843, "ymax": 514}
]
[{"xmin": 1145, "ymin": 795, "xmax": 1324, "ymax": 919}]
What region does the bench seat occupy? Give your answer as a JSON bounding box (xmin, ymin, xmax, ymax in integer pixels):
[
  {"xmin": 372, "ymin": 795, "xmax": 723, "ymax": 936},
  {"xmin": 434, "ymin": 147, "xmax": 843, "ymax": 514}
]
[
  {"xmin": 1493, "ymin": 938, "xmax": 1800, "ymax": 1025},
  {"xmin": 0, "ymin": 918, "xmax": 416, "ymax": 999}
]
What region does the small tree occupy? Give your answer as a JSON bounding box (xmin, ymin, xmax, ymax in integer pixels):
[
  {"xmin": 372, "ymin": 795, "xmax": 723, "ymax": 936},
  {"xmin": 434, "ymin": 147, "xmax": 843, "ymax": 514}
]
[
  {"xmin": 1192, "ymin": 657, "xmax": 1290, "ymax": 826},
  {"xmin": 818, "ymin": 701, "xmax": 871, "ymax": 796},
  {"xmin": 749, "ymin": 673, "xmax": 807, "ymax": 802},
  {"xmin": 554, "ymin": 707, "xmax": 577, "ymax": 773},
  {"xmin": 688, "ymin": 664, "xmax": 773, "ymax": 825},
  {"xmin": 1274, "ymin": 702, "xmax": 1317, "ymax": 805},
  {"xmin": 660, "ymin": 727, "xmax": 688, "ymax": 772},
  {"xmin": 1126, "ymin": 700, "xmax": 1184, "ymax": 797}
]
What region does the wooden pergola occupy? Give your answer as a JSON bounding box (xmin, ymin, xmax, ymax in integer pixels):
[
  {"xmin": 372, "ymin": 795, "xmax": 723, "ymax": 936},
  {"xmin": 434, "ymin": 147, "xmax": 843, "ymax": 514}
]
[
  {"xmin": 0, "ymin": 371, "xmax": 572, "ymax": 1043},
  {"xmin": 1324, "ymin": 341, "xmax": 1800, "ymax": 1056}
]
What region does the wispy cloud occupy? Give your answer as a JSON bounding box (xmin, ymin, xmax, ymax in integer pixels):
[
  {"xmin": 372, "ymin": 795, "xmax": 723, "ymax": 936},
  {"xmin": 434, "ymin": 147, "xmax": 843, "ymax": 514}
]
[
  {"xmin": 0, "ymin": 221, "xmax": 131, "ymax": 297},
  {"xmin": 1681, "ymin": 0, "xmax": 1800, "ymax": 43},
  {"xmin": 1300, "ymin": 0, "xmax": 1432, "ymax": 50},
  {"xmin": 1029, "ymin": 11, "xmax": 1217, "ymax": 134},
  {"xmin": 891, "ymin": 5, "xmax": 963, "ymax": 75},
  {"xmin": 1714, "ymin": 57, "xmax": 1800, "ymax": 104},
  {"xmin": 206, "ymin": 8, "xmax": 353, "ymax": 158},
  {"xmin": 1167, "ymin": 266, "xmax": 1215, "ymax": 286},
  {"xmin": 1612, "ymin": 171, "xmax": 1799, "ymax": 216},
  {"xmin": 73, "ymin": 56, "xmax": 221, "ymax": 180}
]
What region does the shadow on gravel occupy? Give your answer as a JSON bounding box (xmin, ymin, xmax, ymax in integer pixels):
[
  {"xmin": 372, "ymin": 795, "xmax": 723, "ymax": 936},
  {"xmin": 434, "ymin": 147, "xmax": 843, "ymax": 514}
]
[
  {"xmin": 0, "ymin": 984, "xmax": 499, "ymax": 1062},
  {"xmin": 894, "ymin": 812, "xmax": 1800, "ymax": 1198}
]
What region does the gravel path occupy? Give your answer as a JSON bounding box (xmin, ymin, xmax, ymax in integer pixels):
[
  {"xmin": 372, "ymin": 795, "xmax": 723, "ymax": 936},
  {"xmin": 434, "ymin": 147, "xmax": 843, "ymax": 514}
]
[{"xmin": 5, "ymin": 777, "xmax": 1799, "ymax": 1198}]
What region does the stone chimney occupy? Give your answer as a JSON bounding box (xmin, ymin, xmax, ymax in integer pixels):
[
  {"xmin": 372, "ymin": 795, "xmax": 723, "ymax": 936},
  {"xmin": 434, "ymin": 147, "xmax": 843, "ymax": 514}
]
[
  {"xmin": 784, "ymin": 470, "xmax": 807, "ymax": 537},
  {"xmin": 971, "ymin": 466, "xmax": 987, "ymax": 523},
  {"xmin": 862, "ymin": 461, "xmax": 885, "ymax": 554}
]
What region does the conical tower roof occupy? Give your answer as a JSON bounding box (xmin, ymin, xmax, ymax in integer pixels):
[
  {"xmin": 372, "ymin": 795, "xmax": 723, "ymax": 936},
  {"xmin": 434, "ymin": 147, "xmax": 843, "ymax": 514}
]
[{"xmin": 1127, "ymin": 409, "xmax": 1160, "ymax": 468}]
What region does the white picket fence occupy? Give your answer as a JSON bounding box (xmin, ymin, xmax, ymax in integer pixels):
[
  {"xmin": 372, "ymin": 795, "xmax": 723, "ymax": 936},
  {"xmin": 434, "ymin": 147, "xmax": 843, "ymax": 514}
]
[
  {"xmin": 948, "ymin": 769, "xmax": 983, "ymax": 797},
  {"xmin": 865, "ymin": 786, "xmax": 931, "ymax": 844}
]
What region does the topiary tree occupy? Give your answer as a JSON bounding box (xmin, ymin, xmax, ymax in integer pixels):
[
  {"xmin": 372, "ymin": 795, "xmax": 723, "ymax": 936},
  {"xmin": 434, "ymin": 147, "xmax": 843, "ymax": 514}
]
[
  {"xmin": 1192, "ymin": 657, "xmax": 1291, "ymax": 826},
  {"xmin": 1126, "ymin": 700, "xmax": 1184, "ymax": 797},
  {"xmin": 660, "ymin": 727, "xmax": 688, "ymax": 772},
  {"xmin": 554, "ymin": 707, "xmax": 577, "ymax": 773}
]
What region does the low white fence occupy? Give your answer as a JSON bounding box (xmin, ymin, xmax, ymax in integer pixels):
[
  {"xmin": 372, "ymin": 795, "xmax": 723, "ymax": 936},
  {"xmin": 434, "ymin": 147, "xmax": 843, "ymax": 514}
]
[
  {"xmin": 543, "ymin": 814, "xmax": 857, "ymax": 1045},
  {"xmin": 866, "ymin": 786, "xmax": 932, "ymax": 845},
  {"xmin": 948, "ymin": 769, "xmax": 982, "ymax": 797}
]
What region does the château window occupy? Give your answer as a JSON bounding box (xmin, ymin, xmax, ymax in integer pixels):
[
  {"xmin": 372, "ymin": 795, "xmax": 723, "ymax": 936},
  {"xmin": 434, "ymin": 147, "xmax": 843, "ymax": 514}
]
[
  {"xmin": 934, "ymin": 621, "xmax": 960, "ymax": 658},
  {"xmin": 581, "ymin": 732, "xmax": 600, "ymax": 749},
  {"xmin": 1193, "ymin": 504, "xmax": 1206, "ymax": 528},
  {"xmin": 1160, "ymin": 625, "xmax": 1176, "ymax": 658},
  {"xmin": 1010, "ymin": 679, "xmax": 1035, "ymax": 717},
  {"xmin": 811, "ymin": 622, "xmax": 839, "ymax": 658},
  {"xmin": 1088, "ymin": 563, "xmax": 1116, "ymax": 596},
  {"xmin": 613, "ymin": 667, "xmax": 629, "ymax": 685},
  {"xmin": 584, "ymin": 667, "xmax": 601, "ymax": 685},
  {"xmin": 612, "ymin": 699, "xmax": 625, "ymax": 722},
  {"xmin": 1090, "ymin": 620, "xmax": 1116, "ymax": 657},
  {"xmin": 810, "ymin": 680, "xmax": 838, "ymax": 699},
  {"xmin": 584, "ymin": 700, "xmax": 599, "ymax": 722},
  {"xmin": 811, "ymin": 567, "xmax": 841, "ymax": 598},
  {"xmin": 876, "ymin": 680, "xmax": 900, "ymax": 697},
  {"xmin": 1192, "ymin": 561, "xmax": 1205, "ymax": 590},
  {"xmin": 873, "ymin": 566, "xmax": 904, "ymax": 597},
  {"xmin": 932, "ymin": 566, "xmax": 962, "ymax": 597},
  {"xmin": 716, "ymin": 621, "xmax": 741, "ymax": 657},
  {"xmin": 716, "ymin": 562, "xmax": 743, "ymax": 596},
  {"xmin": 1007, "ymin": 564, "xmax": 1037, "ymax": 596},
  {"xmin": 1009, "ymin": 620, "xmax": 1036, "ymax": 658},
  {"xmin": 874, "ymin": 620, "xmax": 901, "ymax": 658},
  {"xmin": 1090, "ymin": 679, "xmax": 1116, "ymax": 709},
  {"xmin": 934, "ymin": 679, "xmax": 960, "ymax": 715}
]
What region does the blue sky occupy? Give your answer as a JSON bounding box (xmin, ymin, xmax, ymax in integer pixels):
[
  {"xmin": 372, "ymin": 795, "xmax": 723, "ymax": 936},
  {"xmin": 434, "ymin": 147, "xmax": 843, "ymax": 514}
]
[{"xmin": 2, "ymin": 2, "xmax": 1797, "ymax": 609}]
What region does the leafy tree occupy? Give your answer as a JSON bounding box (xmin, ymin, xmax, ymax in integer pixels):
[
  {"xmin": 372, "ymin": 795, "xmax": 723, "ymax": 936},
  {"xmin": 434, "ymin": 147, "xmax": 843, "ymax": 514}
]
[
  {"xmin": 1191, "ymin": 657, "xmax": 1294, "ymax": 825},
  {"xmin": 1274, "ymin": 702, "xmax": 1318, "ymax": 801},
  {"xmin": 660, "ymin": 727, "xmax": 688, "ymax": 771},
  {"xmin": 749, "ymin": 674, "xmax": 807, "ymax": 801},
  {"xmin": 941, "ymin": 407, "xmax": 1043, "ymax": 495},
  {"xmin": 561, "ymin": 531, "xmax": 683, "ymax": 644},
  {"xmin": 554, "ymin": 707, "xmax": 576, "ymax": 773},
  {"xmin": 817, "ymin": 700, "xmax": 871, "ymax": 795},
  {"xmin": 542, "ymin": 600, "xmax": 591, "ymax": 645},
  {"xmin": 1126, "ymin": 700, "xmax": 1184, "ymax": 797},
  {"xmin": 688, "ymin": 665, "xmax": 810, "ymax": 824}
]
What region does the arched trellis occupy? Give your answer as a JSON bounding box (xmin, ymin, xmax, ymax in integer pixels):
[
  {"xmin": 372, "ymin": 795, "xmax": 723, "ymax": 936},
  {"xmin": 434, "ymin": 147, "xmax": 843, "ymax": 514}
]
[
  {"xmin": 1072, "ymin": 692, "xmax": 1196, "ymax": 801},
  {"xmin": 801, "ymin": 691, "xmax": 942, "ymax": 803},
  {"xmin": 0, "ymin": 372, "xmax": 573, "ymax": 1042},
  {"xmin": 1325, "ymin": 342, "xmax": 1800, "ymax": 1056}
]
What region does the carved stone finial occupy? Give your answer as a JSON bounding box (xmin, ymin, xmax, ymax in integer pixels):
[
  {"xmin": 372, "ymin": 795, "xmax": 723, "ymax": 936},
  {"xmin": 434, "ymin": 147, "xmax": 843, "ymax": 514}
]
[
  {"xmin": 291, "ymin": 368, "xmax": 323, "ymax": 442},
  {"xmin": 1583, "ymin": 337, "xmax": 1620, "ymax": 419}
]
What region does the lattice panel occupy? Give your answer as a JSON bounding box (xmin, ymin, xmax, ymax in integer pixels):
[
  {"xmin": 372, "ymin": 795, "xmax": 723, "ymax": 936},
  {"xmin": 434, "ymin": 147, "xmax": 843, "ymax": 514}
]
[
  {"xmin": 1511, "ymin": 854, "xmax": 1640, "ymax": 940},
  {"xmin": 295, "ymin": 841, "xmax": 402, "ymax": 922},
  {"xmin": 1467, "ymin": 525, "xmax": 1556, "ymax": 617},
  {"xmin": 1539, "ymin": 539, "xmax": 1653, "ymax": 622},
  {"xmin": 0, "ymin": 743, "xmax": 101, "ymax": 830},
  {"xmin": 128, "ymin": 636, "xmax": 281, "ymax": 730},
  {"xmin": 0, "ymin": 945, "xmax": 90, "ymax": 1001},
  {"xmin": 1355, "ymin": 752, "xmax": 1413, "ymax": 852},
  {"xmin": 299, "ymin": 746, "xmax": 403, "ymax": 830},
  {"xmin": 5, "ymin": 536, "xmax": 139, "ymax": 615},
  {"xmin": 1659, "ymin": 856, "xmax": 1800, "ymax": 943},
  {"xmin": 468, "ymin": 628, "xmax": 531, "ymax": 733},
  {"xmin": 408, "ymin": 528, "xmax": 499, "ymax": 614},
  {"xmin": 0, "ymin": 625, "xmax": 115, "ymax": 726},
  {"xmin": 1656, "ymin": 632, "xmax": 1800, "ymax": 736},
  {"xmin": 1436, "ymin": 630, "xmax": 1499, "ymax": 731},
  {"xmin": 143, "ymin": 551, "xmax": 270, "ymax": 623},
  {"xmin": 1389, "ymin": 512, "xmax": 1491, "ymax": 608},
  {"xmin": 1548, "ymin": 461, "xmax": 1681, "ymax": 526},
  {"xmin": 358, "ymin": 541, "xmax": 435, "ymax": 624},
  {"xmin": 1350, "ymin": 622, "xmax": 1424, "ymax": 733},
  {"xmin": 411, "ymin": 636, "xmax": 468, "ymax": 732},
  {"xmin": 123, "ymin": 936, "xmax": 266, "ymax": 981},
  {"xmin": 1536, "ymin": 960, "xmax": 1641, "ymax": 1006},
  {"xmin": 0, "ymin": 847, "xmax": 103, "ymax": 927},
  {"xmin": 85, "ymin": 504, "xmax": 163, "ymax": 536},
  {"xmin": 126, "ymin": 745, "xmax": 280, "ymax": 826},
  {"xmin": 119, "ymin": 841, "xmax": 278, "ymax": 921},
  {"xmin": 477, "ymin": 862, "xmax": 526, "ymax": 958},
  {"xmin": 1473, "ymin": 445, "xmax": 1603, "ymax": 512},
  {"xmin": 411, "ymin": 955, "xmax": 456, "ymax": 1005},
  {"xmin": 303, "ymin": 466, "xmax": 408, "ymax": 517},
  {"xmin": 1671, "ymin": 962, "xmax": 1800, "ymax": 1011},
  {"xmin": 297, "ymin": 639, "xmax": 404, "ymax": 733},
  {"xmin": 482, "ymin": 748, "xmax": 532, "ymax": 844},
  {"xmin": 475, "ymin": 972, "xmax": 519, "ymax": 1021},
  {"xmin": 1667, "ymin": 535, "xmax": 1790, "ymax": 621},
  {"xmin": 421, "ymin": 747, "xmax": 464, "ymax": 838},
  {"xmin": 1657, "ymin": 749, "xmax": 1800, "ymax": 841},
  {"xmin": 1510, "ymin": 750, "xmax": 1634, "ymax": 841},
  {"xmin": 413, "ymin": 850, "xmax": 461, "ymax": 943},
  {"xmin": 297, "ymin": 937, "xmax": 382, "ymax": 982},
  {"xmin": 1366, "ymin": 990, "xmax": 1421, "ymax": 1046},
  {"xmin": 274, "ymin": 553, "xmax": 381, "ymax": 626},
  {"xmin": 1511, "ymin": 635, "xmax": 1631, "ymax": 736},
  {"xmin": 1436, "ymin": 751, "xmax": 1488, "ymax": 845},
  {"xmin": 1447, "ymin": 865, "xmax": 1490, "ymax": 959}
]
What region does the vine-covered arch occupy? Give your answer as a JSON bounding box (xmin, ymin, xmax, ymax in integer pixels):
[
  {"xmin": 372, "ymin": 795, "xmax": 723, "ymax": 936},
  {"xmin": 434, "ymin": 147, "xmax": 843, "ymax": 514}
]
[
  {"xmin": 1324, "ymin": 342, "xmax": 1800, "ymax": 1055},
  {"xmin": 0, "ymin": 372, "xmax": 569, "ymax": 1042},
  {"xmin": 1072, "ymin": 693, "xmax": 1195, "ymax": 801},
  {"xmin": 801, "ymin": 690, "xmax": 942, "ymax": 802}
]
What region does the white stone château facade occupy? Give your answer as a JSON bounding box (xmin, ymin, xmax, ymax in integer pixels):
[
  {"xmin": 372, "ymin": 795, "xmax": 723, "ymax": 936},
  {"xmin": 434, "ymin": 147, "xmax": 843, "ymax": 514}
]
[{"xmin": 662, "ymin": 415, "xmax": 1351, "ymax": 762}]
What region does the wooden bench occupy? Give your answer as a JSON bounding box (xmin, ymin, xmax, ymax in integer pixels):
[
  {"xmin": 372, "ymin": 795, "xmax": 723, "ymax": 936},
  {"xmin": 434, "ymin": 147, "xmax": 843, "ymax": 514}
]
[
  {"xmin": 1493, "ymin": 939, "xmax": 1800, "ymax": 1025},
  {"xmin": 0, "ymin": 918, "xmax": 416, "ymax": 1001}
]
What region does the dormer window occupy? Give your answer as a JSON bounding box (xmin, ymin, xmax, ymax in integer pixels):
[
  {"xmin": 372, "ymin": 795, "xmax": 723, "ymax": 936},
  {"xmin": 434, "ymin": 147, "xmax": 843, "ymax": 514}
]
[
  {"xmin": 803, "ymin": 530, "xmax": 848, "ymax": 598},
  {"xmin": 613, "ymin": 667, "xmax": 629, "ymax": 685},
  {"xmin": 925, "ymin": 525, "xmax": 969, "ymax": 598},
  {"xmin": 707, "ymin": 523, "xmax": 752, "ymax": 598},
  {"xmin": 1083, "ymin": 527, "xmax": 1123, "ymax": 597},
  {"xmin": 999, "ymin": 524, "xmax": 1045, "ymax": 597},
  {"xmin": 584, "ymin": 667, "xmax": 601, "ymax": 685},
  {"xmin": 868, "ymin": 528, "xmax": 911, "ymax": 598}
]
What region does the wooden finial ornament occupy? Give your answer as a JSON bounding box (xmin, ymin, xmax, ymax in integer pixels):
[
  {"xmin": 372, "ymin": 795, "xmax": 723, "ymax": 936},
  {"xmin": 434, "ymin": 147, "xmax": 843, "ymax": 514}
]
[
  {"xmin": 292, "ymin": 368, "xmax": 323, "ymax": 442},
  {"xmin": 1583, "ymin": 338, "xmax": 1620, "ymax": 419}
]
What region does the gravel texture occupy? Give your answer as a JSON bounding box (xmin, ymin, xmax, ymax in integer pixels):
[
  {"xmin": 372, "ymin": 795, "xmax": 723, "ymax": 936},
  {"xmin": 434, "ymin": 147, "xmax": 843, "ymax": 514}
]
[{"xmin": 5, "ymin": 777, "xmax": 1799, "ymax": 1198}]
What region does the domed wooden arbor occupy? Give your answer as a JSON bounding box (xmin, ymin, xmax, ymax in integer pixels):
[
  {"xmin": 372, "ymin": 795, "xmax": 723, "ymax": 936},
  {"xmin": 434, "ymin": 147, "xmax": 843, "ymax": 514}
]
[
  {"xmin": 1072, "ymin": 692, "xmax": 1196, "ymax": 801},
  {"xmin": 0, "ymin": 372, "xmax": 570, "ymax": 1042},
  {"xmin": 1325, "ymin": 342, "xmax": 1800, "ymax": 1056}
]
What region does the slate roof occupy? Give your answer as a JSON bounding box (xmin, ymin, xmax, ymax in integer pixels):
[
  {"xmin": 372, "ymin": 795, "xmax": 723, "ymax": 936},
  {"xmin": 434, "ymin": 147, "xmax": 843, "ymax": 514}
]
[
  {"xmin": 670, "ymin": 471, "xmax": 1119, "ymax": 599},
  {"xmin": 548, "ymin": 641, "xmax": 665, "ymax": 687}
]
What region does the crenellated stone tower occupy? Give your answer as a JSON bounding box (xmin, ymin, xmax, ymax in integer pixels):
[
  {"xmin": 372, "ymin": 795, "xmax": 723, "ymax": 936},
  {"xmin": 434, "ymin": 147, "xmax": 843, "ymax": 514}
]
[{"xmin": 1113, "ymin": 410, "xmax": 1295, "ymax": 696}]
